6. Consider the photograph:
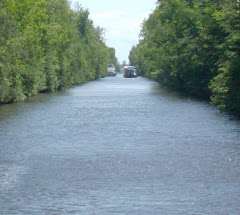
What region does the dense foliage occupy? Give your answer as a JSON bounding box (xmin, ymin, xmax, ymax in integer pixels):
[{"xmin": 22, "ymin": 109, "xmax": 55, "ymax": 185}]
[
  {"xmin": 129, "ymin": 0, "xmax": 240, "ymax": 115},
  {"xmin": 0, "ymin": 0, "xmax": 118, "ymax": 103}
]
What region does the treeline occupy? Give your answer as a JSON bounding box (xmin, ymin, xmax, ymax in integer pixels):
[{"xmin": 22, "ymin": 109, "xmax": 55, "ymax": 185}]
[
  {"xmin": 0, "ymin": 0, "xmax": 118, "ymax": 103},
  {"xmin": 129, "ymin": 0, "xmax": 240, "ymax": 115}
]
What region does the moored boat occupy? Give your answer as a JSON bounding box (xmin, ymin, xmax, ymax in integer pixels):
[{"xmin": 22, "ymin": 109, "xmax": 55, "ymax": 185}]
[{"xmin": 107, "ymin": 64, "xmax": 117, "ymax": 76}]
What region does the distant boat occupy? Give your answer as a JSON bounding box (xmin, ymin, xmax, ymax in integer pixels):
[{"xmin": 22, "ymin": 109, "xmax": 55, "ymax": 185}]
[
  {"xmin": 107, "ymin": 64, "xmax": 117, "ymax": 76},
  {"xmin": 124, "ymin": 66, "xmax": 137, "ymax": 78}
]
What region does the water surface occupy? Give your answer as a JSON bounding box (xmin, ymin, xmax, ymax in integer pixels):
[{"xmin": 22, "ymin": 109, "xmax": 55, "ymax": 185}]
[{"xmin": 0, "ymin": 75, "xmax": 240, "ymax": 214}]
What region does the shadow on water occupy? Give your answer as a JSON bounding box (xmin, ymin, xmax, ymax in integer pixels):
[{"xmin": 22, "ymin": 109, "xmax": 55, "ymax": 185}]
[
  {"xmin": 0, "ymin": 77, "xmax": 109, "ymax": 123},
  {"xmin": 0, "ymin": 86, "xmax": 75, "ymax": 123},
  {"xmin": 152, "ymin": 84, "xmax": 240, "ymax": 123},
  {"xmin": 152, "ymin": 84, "xmax": 206, "ymax": 102}
]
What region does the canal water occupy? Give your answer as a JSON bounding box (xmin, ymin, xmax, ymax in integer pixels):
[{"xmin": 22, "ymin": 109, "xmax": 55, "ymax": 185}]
[{"xmin": 0, "ymin": 74, "xmax": 239, "ymax": 214}]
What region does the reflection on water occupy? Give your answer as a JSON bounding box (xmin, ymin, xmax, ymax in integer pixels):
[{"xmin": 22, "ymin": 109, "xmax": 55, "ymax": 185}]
[{"xmin": 0, "ymin": 74, "xmax": 240, "ymax": 214}]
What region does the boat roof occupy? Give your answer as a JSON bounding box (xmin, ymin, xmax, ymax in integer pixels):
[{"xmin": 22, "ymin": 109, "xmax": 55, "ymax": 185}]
[{"xmin": 124, "ymin": 66, "xmax": 135, "ymax": 70}]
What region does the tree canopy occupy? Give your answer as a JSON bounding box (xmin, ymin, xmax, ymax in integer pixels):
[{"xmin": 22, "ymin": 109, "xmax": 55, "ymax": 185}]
[
  {"xmin": 129, "ymin": 0, "xmax": 240, "ymax": 116},
  {"xmin": 0, "ymin": 0, "xmax": 119, "ymax": 103}
]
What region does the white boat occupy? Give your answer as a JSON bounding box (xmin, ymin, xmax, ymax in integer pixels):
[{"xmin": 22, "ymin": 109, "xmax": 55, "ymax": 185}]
[{"xmin": 107, "ymin": 64, "xmax": 117, "ymax": 76}]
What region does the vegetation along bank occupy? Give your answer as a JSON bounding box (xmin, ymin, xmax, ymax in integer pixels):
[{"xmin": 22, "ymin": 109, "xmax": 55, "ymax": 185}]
[
  {"xmin": 0, "ymin": 0, "xmax": 118, "ymax": 103},
  {"xmin": 129, "ymin": 0, "xmax": 240, "ymax": 116}
]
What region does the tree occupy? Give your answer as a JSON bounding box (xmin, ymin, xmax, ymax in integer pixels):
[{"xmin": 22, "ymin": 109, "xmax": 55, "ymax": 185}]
[
  {"xmin": 0, "ymin": 0, "xmax": 119, "ymax": 103},
  {"xmin": 129, "ymin": 0, "xmax": 240, "ymax": 115}
]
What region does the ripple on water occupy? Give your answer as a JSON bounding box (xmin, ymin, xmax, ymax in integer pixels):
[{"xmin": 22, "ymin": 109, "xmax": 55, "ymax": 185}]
[{"xmin": 0, "ymin": 75, "xmax": 240, "ymax": 214}]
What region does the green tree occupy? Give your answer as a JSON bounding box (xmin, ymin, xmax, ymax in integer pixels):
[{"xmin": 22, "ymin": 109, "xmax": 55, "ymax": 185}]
[
  {"xmin": 0, "ymin": 0, "xmax": 118, "ymax": 103},
  {"xmin": 209, "ymin": 0, "xmax": 240, "ymax": 115},
  {"xmin": 129, "ymin": 0, "xmax": 240, "ymax": 116}
]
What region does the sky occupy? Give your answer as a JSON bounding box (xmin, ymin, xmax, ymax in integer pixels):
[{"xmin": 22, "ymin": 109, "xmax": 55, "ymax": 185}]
[{"xmin": 70, "ymin": 0, "xmax": 157, "ymax": 63}]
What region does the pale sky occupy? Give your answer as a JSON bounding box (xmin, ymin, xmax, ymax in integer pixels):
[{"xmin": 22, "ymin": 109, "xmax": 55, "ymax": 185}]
[{"xmin": 70, "ymin": 0, "xmax": 157, "ymax": 63}]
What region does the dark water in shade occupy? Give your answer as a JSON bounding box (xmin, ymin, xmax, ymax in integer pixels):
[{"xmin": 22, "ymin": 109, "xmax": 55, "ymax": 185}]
[{"xmin": 0, "ymin": 74, "xmax": 240, "ymax": 215}]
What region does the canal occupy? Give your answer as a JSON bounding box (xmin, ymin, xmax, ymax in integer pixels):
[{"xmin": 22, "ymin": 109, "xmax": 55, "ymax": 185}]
[{"xmin": 0, "ymin": 74, "xmax": 240, "ymax": 214}]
